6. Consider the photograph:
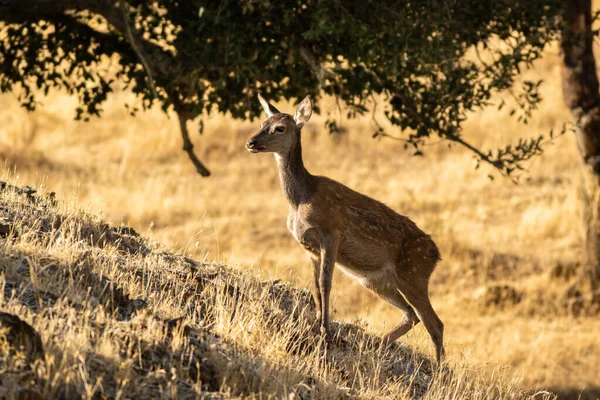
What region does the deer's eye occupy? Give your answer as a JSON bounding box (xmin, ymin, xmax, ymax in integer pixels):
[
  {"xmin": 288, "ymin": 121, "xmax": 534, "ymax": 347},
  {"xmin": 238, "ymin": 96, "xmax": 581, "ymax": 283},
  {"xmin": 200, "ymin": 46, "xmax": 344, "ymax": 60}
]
[{"xmin": 275, "ymin": 126, "xmax": 285, "ymax": 133}]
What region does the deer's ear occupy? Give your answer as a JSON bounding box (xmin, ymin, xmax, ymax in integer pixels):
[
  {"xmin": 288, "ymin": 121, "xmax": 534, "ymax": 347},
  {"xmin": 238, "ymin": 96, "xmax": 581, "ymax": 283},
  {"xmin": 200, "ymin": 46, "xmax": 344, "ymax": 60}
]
[
  {"xmin": 257, "ymin": 94, "xmax": 280, "ymax": 117},
  {"xmin": 294, "ymin": 95, "xmax": 313, "ymax": 129}
]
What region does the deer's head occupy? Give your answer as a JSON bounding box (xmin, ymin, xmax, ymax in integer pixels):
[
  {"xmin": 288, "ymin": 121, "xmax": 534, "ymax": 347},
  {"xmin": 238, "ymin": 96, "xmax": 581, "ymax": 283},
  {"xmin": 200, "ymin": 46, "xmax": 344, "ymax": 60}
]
[{"xmin": 246, "ymin": 94, "xmax": 313, "ymax": 155}]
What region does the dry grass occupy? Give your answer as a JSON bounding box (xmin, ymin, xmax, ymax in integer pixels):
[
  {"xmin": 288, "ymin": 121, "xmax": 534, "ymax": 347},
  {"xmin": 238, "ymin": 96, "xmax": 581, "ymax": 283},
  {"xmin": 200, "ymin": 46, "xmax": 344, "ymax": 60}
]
[
  {"xmin": 0, "ymin": 39, "xmax": 599, "ymax": 400},
  {"xmin": 0, "ymin": 182, "xmax": 556, "ymax": 399}
]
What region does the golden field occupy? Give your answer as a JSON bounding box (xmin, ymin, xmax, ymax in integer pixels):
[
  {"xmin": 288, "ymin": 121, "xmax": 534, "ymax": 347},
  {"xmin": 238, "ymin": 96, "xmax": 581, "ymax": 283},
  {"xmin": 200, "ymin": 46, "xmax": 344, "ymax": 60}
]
[{"xmin": 0, "ymin": 41, "xmax": 599, "ymax": 398}]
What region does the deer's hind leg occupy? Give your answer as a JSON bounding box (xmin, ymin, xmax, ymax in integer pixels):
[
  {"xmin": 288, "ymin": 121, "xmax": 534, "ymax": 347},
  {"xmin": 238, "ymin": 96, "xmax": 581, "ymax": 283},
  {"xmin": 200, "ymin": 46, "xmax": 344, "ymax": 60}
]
[
  {"xmin": 373, "ymin": 284, "xmax": 421, "ymax": 345},
  {"xmin": 396, "ymin": 278, "xmax": 445, "ymax": 363}
]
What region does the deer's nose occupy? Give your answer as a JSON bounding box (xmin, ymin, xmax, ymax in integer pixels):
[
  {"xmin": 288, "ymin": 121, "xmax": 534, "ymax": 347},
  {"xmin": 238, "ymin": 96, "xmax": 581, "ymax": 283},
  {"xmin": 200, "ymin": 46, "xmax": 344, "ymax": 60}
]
[{"xmin": 246, "ymin": 139, "xmax": 257, "ymax": 148}]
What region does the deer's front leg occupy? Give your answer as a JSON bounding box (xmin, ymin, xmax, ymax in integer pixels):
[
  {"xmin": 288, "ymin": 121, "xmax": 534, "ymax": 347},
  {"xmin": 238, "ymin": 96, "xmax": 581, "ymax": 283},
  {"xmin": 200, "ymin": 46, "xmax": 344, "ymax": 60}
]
[
  {"xmin": 318, "ymin": 231, "xmax": 340, "ymax": 341},
  {"xmin": 309, "ymin": 255, "xmax": 322, "ymax": 324}
]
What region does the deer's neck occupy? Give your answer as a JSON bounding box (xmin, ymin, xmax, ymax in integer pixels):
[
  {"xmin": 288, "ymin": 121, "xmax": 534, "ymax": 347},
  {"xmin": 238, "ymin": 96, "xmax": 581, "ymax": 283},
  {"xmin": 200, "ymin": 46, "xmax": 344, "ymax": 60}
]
[{"xmin": 275, "ymin": 136, "xmax": 314, "ymax": 207}]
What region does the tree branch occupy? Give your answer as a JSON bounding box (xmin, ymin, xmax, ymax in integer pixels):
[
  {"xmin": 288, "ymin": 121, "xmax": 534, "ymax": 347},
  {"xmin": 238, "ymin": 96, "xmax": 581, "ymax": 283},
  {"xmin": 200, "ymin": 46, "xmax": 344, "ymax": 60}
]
[
  {"xmin": 175, "ymin": 107, "xmax": 211, "ymax": 177},
  {"xmin": 300, "ymin": 47, "xmax": 335, "ymax": 83},
  {"xmin": 86, "ymin": 0, "xmax": 174, "ymax": 78},
  {"xmin": 119, "ymin": 0, "xmax": 158, "ymax": 99},
  {"xmin": 446, "ymin": 135, "xmax": 504, "ymax": 169}
]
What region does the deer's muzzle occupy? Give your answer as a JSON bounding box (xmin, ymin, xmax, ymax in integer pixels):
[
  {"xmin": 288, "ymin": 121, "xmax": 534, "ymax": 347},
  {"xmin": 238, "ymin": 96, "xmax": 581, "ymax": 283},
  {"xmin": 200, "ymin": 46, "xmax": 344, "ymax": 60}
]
[{"xmin": 245, "ymin": 137, "xmax": 266, "ymax": 153}]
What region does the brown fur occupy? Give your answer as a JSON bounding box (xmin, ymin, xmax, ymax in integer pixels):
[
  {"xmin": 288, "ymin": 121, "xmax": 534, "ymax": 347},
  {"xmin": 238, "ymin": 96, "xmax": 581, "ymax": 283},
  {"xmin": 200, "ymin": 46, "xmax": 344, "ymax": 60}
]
[{"xmin": 247, "ymin": 95, "xmax": 445, "ymax": 362}]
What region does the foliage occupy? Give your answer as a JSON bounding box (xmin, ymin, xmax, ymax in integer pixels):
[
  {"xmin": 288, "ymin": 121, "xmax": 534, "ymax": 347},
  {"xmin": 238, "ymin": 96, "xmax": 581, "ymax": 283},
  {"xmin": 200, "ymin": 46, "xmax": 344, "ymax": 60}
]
[{"xmin": 0, "ymin": 0, "xmax": 566, "ymax": 176}]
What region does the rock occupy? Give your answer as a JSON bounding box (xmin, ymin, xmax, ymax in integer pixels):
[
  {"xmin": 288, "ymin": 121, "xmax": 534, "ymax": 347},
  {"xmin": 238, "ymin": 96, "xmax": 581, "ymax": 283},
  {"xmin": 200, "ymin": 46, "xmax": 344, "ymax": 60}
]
[
  {"xmin": 0, "ymin": 312, "xmax": 44, "ymax": 364},
  {"xmin": 0, "ymin": 220, "xmax": 11, "ymax": 237}
]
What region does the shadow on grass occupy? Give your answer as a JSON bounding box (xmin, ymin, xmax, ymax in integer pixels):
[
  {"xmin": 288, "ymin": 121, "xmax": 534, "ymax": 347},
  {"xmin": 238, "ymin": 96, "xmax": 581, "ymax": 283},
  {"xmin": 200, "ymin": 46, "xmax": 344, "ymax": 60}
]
[{"xmin": 548, "ymin": 386, "xmax": 600, "ymax": 400}]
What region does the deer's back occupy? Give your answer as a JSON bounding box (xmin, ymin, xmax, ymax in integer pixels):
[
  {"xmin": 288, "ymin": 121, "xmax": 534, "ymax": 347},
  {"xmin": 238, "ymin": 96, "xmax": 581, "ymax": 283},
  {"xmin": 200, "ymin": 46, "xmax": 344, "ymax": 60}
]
[{"xmin": 292, "ymin": 176, "xmax": 440, "ymax": 277}]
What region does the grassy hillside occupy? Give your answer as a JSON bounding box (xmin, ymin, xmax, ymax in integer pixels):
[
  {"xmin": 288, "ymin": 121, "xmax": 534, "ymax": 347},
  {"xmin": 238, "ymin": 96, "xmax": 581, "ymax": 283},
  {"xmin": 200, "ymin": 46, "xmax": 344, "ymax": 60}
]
[{"xmin": 0, "ymin": 180, "xmax": 557, "ymax": 399}]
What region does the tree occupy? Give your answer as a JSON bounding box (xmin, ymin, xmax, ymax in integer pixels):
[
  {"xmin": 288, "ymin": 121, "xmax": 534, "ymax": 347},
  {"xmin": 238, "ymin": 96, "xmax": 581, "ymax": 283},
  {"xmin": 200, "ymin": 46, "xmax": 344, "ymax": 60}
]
[
  {"xmin": 1, "ymin": 0, "xmax": 564, "ymax": 177},
  {"xmin": 561, "ymin": 0, "xmax": 600, "ymax": 295}
]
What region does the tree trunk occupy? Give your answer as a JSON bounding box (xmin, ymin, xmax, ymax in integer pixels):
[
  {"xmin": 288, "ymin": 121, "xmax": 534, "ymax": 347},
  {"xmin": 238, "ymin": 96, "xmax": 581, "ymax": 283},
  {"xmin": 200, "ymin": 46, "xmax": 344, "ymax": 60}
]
[{"xmin": 560, "ymin": 0, "xmax": 600, "ymax": 289}]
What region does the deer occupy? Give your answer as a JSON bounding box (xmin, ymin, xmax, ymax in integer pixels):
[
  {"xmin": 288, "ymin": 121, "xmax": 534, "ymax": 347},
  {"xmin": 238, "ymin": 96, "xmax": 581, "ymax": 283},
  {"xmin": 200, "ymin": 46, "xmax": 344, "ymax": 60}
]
[{"xmin": 246, "ymin": 94, "xmax": 445, "ymax": 363}]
